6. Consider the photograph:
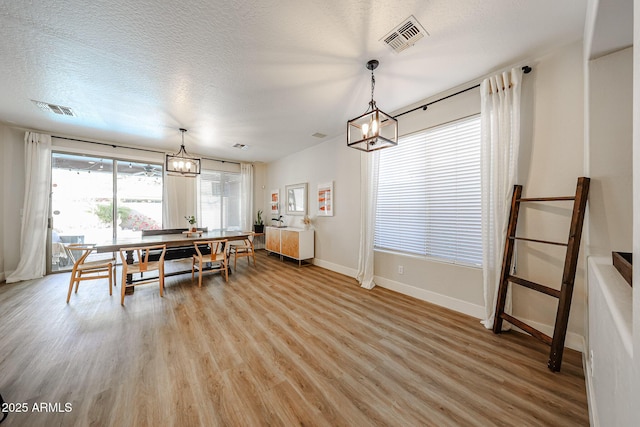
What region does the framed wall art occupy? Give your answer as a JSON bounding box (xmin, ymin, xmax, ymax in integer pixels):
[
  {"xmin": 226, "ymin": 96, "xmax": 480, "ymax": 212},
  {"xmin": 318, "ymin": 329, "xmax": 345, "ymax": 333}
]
[
  {"xmin": 270, "ymin": 189, "xmax": 279, "ymax": 215},
  {"xmin": 317, "ymin": 182, "xmax": 333, "ymax": 216}
]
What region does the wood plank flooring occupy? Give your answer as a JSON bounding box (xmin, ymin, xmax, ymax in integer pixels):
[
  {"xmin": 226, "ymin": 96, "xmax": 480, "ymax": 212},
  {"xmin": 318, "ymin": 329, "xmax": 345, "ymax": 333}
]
[{"xmin": 0, "ymin": 251, "xmax": 588, "ymax": 426}]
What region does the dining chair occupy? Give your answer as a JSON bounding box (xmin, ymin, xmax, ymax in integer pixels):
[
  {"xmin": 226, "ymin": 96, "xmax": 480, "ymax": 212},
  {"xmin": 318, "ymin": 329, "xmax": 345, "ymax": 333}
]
[
  {"xmin": 192, "ymin": 240, "xmax": 228, "ymax": 286},
  {"xmin": 66, "ymin": 244, "xmax": 116, "ymax": 303},
  {"xmin": 118, "ymin": 244, "xmax": 166, "ymax": 305},
  {"xmin": 228, "ymin": 233, "xmax": 256, "ymax": 270}
]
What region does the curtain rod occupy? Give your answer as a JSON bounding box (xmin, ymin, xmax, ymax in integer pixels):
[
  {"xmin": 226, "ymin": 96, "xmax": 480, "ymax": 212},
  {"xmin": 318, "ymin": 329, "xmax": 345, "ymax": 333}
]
[
  {"xmin": 392, "ymin": 65, "xmax": 532, "ymax": 120},
  {"xmin": 51, "ymin": 135, "xmax": 241, "ymax": 165}
]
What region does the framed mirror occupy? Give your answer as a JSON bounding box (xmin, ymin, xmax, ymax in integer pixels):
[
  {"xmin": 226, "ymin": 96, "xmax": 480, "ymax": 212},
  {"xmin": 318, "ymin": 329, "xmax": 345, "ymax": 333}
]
[{"xmin": 285, "ymin": 182, "xmax": 307, "ymax": 215}]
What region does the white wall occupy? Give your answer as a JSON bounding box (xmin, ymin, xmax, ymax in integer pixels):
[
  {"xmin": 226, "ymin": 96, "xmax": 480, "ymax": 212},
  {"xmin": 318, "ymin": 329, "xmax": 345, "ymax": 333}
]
[
  {"xmin": 252, "ymin": 162, "xmax": 267, "ymax": 226},
  {"xmin": 266, "ymin": 136, "xmax": 361, "ymax": 275},
  {"xmin": 583, "ymin": 46, "xmax": 635, "ymax": 427},
  {"xmin": 0, "ymin": 124, "xmax": 26, "ymax": 279},
  {"xmin": 512, "ymin": 42, "xmax": 587, "ymax": 342},
  {"xmin": 587, "ymin": 257, "xmax": 633, "ymax": 425},
  {"xmin": 266, "ymin": 42, "xmax": 588, "ymax": 348},
  {"xmin": 0, "ymin": 124, "xmax": 6, "ymax": 280},
  {"xmin": 588, "ymin": 47, "xmax": 634, "ymax": 256},
  {"xmin": 581, "ymin": 0, "xmax": 638, "ymax": 422}
]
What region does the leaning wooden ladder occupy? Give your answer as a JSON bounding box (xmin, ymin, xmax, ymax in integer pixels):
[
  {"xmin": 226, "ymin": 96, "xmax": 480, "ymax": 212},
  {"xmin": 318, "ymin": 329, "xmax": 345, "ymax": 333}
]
[{"xmin": 492, "ymin": 177, "xmax": 590, "ymax": 372}]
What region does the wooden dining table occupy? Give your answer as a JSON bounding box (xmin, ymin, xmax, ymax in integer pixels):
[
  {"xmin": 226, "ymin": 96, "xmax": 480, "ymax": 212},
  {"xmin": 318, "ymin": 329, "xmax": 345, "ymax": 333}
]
[{"xmin": 94, "ymin": 230, "xmax": 252, "ymax": 293}]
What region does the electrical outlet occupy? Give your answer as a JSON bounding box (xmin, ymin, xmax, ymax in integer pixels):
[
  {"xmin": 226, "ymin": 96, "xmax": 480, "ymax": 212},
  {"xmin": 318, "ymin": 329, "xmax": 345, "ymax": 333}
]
[
  {"xmin": 398, "ymin": 265, "xmax": 404, "ymax": 274},
  {"xmin": 590, "ymin": 350, "xmax": 595, "ymax": 376}
]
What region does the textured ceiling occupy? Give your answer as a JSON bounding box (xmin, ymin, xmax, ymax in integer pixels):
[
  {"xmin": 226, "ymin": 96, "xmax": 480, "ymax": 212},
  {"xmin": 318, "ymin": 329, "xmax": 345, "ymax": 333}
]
[{"xmin": 0, "ymin": 0, "xmax": 586, "ymax": 163}]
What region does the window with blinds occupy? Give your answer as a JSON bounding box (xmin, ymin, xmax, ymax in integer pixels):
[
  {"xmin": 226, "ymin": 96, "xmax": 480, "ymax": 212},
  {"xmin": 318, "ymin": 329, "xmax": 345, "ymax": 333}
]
[
  {"xmin": 375, "ymin": 114, "xmax": 482, "ymax": 266},
  {"xmin": 200, "ymin": 170, "xmax": 242, "ymax": 231}
]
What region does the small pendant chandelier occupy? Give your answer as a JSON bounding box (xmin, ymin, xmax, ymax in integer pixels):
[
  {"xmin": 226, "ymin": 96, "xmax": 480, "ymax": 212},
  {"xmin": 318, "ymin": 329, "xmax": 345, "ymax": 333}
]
[
  {"xmin": 165, "ymin": 128, "xmax": 201, "ymax": 177},
  {"xmin": 347, "ymin": 59, "xmax": 398, "ymax": 152}
]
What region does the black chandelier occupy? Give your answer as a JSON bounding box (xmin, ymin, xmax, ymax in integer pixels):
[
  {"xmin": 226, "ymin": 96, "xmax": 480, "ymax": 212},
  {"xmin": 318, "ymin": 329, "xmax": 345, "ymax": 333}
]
[
  {"xmin": 347, "ymin": 59, "xmax": 398, "ymax": 152},
  {"xmin": 165, "ymin": 128, "xmax": 201, "ymax": 177}
]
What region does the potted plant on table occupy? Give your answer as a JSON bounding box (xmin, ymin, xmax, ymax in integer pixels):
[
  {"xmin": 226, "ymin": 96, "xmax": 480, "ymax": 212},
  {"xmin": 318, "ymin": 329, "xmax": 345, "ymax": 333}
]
[
  {"xmin": 185, "ymin": 215, "xmax": 197, "ymax": 232},
  {"xmin": 253, "ymin": 210, "xmax": 264, "ymax": 234}
]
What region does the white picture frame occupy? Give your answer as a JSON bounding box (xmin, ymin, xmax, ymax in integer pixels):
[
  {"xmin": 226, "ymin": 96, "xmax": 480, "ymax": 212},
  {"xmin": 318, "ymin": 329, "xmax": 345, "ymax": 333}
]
[
  {"xmin": 285, "ymin": 183, "xmax": 308, "ymax": 216},
  {"xmin": 317, "ymin": 182, "xmax": 333, "ymax": 216},
  {"xmin": 270, "ymin": 189, "xmax": 279, "ymax": 216}
]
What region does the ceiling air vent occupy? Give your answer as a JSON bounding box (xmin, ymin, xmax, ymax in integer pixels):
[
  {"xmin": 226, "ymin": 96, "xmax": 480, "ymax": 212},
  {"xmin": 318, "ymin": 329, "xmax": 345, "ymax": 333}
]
[
  {"xmin": 311, "ymin": 132, "xmax": 327, "ymax": 139},
  {"xmin": 381, "ymin": 15, "xmax": 428, "ymax": 53},
  {"xmin": 233, "ymin": 143, "xmax": 249, "ymax": 150},
  {"xmin": 32, "ymin": 100, "xmax": 76, "ymax": 117}
]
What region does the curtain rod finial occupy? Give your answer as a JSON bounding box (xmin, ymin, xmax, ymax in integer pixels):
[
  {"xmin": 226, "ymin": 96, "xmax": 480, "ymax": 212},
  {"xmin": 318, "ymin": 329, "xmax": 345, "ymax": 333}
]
[{"xmin": 522, "ymin": 65, "xmax": 532, "ymax": 74}]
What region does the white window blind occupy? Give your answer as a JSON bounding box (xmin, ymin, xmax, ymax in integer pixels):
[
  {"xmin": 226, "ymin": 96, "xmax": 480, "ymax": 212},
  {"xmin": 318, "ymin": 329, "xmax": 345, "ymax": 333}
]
[
  {"xmin": 200, "ymin": 170, "xmax": 241, "ymax": 231},
  {"xmin": 375, "ymin": 114, "xmax": 482, "ymax": 266}
]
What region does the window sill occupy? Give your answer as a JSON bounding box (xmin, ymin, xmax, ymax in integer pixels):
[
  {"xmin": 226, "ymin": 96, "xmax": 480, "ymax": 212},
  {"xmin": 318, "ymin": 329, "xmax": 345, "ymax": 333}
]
[{"xmin": 374, "ymin": 248, "xmax": 482, "ymax": 270}]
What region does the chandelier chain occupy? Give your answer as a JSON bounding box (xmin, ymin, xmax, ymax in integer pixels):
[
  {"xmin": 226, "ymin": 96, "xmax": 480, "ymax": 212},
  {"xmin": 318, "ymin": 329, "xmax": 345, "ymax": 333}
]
[{"xmin": 370, "ymin": 69, "xmax": 376, "ymax": 110}]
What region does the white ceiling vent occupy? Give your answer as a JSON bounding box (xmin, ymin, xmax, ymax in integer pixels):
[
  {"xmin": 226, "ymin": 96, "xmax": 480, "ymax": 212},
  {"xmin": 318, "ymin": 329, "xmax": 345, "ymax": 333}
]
[
  {"xmin": 233, "ymin": 143, "xmax": 249, "ymax": 150},
  {"xmin": 32, "ymin": 100, "xmax": 76, "ymax": 117},
  {"xmin": 381, "ymin": 15, "xmax": 428, "ymax": 53}
]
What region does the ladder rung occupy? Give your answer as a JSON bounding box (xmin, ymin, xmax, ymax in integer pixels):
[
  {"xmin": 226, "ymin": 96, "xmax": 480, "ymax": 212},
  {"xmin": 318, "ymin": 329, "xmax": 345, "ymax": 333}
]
[
  {"xmin": 508, "ymin": 275, "xmax": 561, "ymax": 298},
  {"xmin": 500, "ymin": 313, "xmax": 552, "ymax": 346},
  {"xmin": 510, "ymin": 236, "xmax": 568, "ymax": 247},
  {"xmin": 517, "ymin": 196, "xmax": 575, "ymax": 202}
]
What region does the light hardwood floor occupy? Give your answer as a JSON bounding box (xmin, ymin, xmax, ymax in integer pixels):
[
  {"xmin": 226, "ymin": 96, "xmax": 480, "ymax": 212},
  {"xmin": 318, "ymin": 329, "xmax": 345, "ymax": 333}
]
[{"xmin": 0, "ymin": 251, "xmax": 588, "ymax": 426}]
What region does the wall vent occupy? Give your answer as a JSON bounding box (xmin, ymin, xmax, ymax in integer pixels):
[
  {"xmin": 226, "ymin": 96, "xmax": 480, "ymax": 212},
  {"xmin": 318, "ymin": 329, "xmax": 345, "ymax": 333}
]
[
  {"xmin": 32, "ymin": 100, "xmax": 76, "ymax": 117},
  {"xmin": 380, "ymin": 15, "xmax": 428, "ymax": 53}
]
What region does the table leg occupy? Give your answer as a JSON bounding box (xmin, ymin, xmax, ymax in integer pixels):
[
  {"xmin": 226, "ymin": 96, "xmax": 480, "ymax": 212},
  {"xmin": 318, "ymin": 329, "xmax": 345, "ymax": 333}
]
[{"xmin": 125, "ymin": 249, "xmax": 135, "ymax": 295}]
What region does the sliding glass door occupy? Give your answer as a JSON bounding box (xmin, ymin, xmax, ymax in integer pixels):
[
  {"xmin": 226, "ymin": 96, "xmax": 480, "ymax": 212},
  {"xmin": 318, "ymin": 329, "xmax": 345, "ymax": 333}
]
[
  {"xmin": 200, "ymin": 170, "xmax": 241, "ymax": 231},
  {"xmin": 116, "ymin": 161, "xmax": 162, "ymax": 238},
  {"xmin": 50, "ymin": 153, "xmax": 162, "ymax": 272}
]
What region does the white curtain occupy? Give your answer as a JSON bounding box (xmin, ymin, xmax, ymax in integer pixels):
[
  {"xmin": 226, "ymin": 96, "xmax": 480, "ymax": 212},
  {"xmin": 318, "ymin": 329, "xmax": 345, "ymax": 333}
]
[
  {"xmin": 162, "ymin": 173, "xmax": 198, "ymax": 229},
  {"xmin": 480, "ymin": 67, "xmax": 523, "ymax": 329},
  {"xmin": 240, "ymin": 163, "xmax": 253, "ymax": 231},
  {"xmin": 356, "ymin": 151, "xmax": 379, "ymax": 290},
  {"xmin": 6, "ymin": 132, "xmax": 52, "ymax": 283}
]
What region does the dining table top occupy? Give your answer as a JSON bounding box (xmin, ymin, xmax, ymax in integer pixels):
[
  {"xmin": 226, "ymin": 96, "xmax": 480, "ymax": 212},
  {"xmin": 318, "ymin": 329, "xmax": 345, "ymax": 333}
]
[{"xmin": 94, "ymin": 230, "xmax": 252, "ymax": 253}]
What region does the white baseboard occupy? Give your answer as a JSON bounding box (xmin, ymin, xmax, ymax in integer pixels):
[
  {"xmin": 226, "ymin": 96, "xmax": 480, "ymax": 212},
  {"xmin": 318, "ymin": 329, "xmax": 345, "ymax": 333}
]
[
  {"xmin": 312, "ymin": 258, "xmax": 358, "ymax": 279},
  {"xmin": 312, "ymin": 259, "xmax": 584, "ymax": 353},
  {"xmin": 509, "ymin": 318, "xmax": 584, "ymax": 352},
  {"xmin": 373, "ymin": 275, "xmax": 486, "ymax": 319},
  {"xmin": 312, "ymin": 258, "xmax": 484, "ymax": 319},
  {"xmin": 582, "ymin": 336, "xmax": 599, "ymax": 426}
]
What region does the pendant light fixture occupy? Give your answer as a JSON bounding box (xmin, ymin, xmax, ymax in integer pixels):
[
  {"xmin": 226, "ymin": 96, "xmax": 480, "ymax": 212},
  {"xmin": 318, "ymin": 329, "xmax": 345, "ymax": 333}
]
[
  {"xmin": 165, "ymin": 128, "xmax": 201, "ymax": 177},
  {"xmin": 347, "ymin": 59, "xmax": 398, "ymax": 152}
]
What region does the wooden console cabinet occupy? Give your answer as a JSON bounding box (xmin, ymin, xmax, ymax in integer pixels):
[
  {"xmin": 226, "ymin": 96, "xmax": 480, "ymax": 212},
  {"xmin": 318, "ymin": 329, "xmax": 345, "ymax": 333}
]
[{"xmin": 265, "ymin": 227, "xmax": 314, "ymax": 265}]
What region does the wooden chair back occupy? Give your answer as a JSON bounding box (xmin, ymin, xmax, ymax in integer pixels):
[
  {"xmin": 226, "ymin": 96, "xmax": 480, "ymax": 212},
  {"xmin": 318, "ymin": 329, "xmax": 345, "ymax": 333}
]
[
  {"xmin": 192, "ymin": 240, "xmax": 229, "ymax": 286},
  {"xmin": 119, "ymin": 244, "xmax": 167, "ymax": 270},
  {"xmin": 193, "ymin": 240, "xmax": 226, "ymax": 259},
  {"xmin": 66, "ymin": 243, "xmax": 95, "ymax": 266},
  {"xmin": 229, "ymin": 232, "xmax": 256, "ymax": 269},
  {"xmin": 118, "ymin": 244, "xmax": 167, "ymax": 305},
  {"xmin": 65, "ymin": 243, "xmax": 116, "ymax": 303}
]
